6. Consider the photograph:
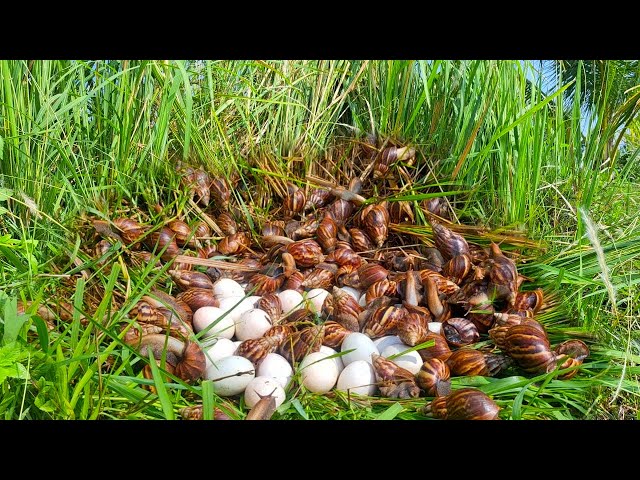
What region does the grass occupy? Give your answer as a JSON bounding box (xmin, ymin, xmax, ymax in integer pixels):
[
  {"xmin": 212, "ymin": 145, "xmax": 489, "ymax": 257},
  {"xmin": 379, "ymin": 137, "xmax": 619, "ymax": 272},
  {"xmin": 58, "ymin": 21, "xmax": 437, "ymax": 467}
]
[{"xmin": 1, "ymin": 60, "xmax": 639, "ymax": 420}]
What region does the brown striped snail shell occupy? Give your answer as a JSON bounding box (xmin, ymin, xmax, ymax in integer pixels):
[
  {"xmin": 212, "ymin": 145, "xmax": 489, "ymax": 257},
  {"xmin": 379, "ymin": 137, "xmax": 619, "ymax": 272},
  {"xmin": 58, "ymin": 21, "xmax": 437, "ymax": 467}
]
[
  {"xmin": 388, "ymin": 200, "xmax": 414, "ymax": 225},
  {"xmin": 258, "ymin": 293, "xmax": 283, "ymax": 325},
  {"xmin": 263, "ymin": 324, "xmax": 296, "ymax": 345},
  {"xmin": 169, "ymin": 269, "xmax": 214, "ymax": 291},
  {"xmin": 357, "ymin": 263, "xmax": 389, "ymax": 289},
  {"xmin": 327, "ymin": 246, "xmax": 363, "ymax": 269},
  {"xmin": 209, "ymin": 177, "xmax": 230, "ymax": 211},
  {"xmin": 326, "ymin": 198, "xmax": 354, "ymax": 226},
  {"xmin": 236, "ymin": 336, "xmax": 281, "ymax": 365},
  {"xmin": 511, "ymin": 288, "xmax": 544, "ymax": 313},
  {"xmin": 286, "ymin": 239, "xmax": 325, "ymax": 268},
  {"xmin": 446, "ymin": 348, "xmax": 513, "ymax": 377},
  {"xmin": 301, "ymin": 263, "xmax": 337, "ymax": 290},
  {"xmin": 503, "ymin": 323, "xmax": 555, "ymax": 374},
  {"xmin": 316, "ymin": 214, "xmax": 338, "ymax": 253},
  {"xmin": 278, "ymin": 324, "xmax": 325, "ymax": 364},
  {"xmin": 304, "ymin": 188, "xmax": 333, "ymax": 212},
  {"xmin": 145, "ymin": 226, "xmax": 181, "ymax": 262},
  {"xmin": 290, "ymin": 216, "xmax": 320, "ymax": 240},
  {"xmin": 322, "ymin": 321, "xmax": 352, "ymax": 349},
  {"xmin": 365, "ymin": 279, "xmax": 398, "ymax": 304},
  {"xmin": 396, "ymin": 310, "xmax": 430, "ymax": 347},
  {"xmin": 113, "ymin": 218, "xmax": 149, "ymax": 247},
  {"xmin": 283, "ymin": 270, "xmax": 305, "ymax": 293},
  {"xmin": 422, "ymin": 388, "xmax": 500, "ymax": 420},
  {"xmin": 374, "ymin": 145, "xmax": 415, "ymax": 179},
  {"xmin": 349, "ymin": 228, "xmax": 374, "ymax": 252},
  {"xmin": 323, "ymin": 286, "xmax": 362, "ymax": 332},
  {"xmin": 552, "ymin": 339, "xmax": 589, "ymax": 380},
  {"xmin": 362, "ymin": 305, "xmax": 405, "ymax": 339},
  {"xmin": 416, "ymin": 358, "xmax": 451, "ymax": 397},
  {"xmin": 430, "ymin": 220, "xmax": 470, "ymax": 261},
  {"xmin": 363, "ymin": 202, "xmax": 390, "ymax": 248},
  {"xmin": 371, "ymin": 353, "xmax": 420, "ymax": 399},
  {"xmin": 262, "ymin": 222, "xmax": 286, "ymax": 237},
  {"xmin": 218, "ymin": 232, "xmax": 251, "ymax": 256},
  {"xmin": 247, "ymin": 272, "xmax": 286, "ymax": 296},
  {"xmin": 217, "ymin": 212, "xmax": 238, "ymax": 236},
  {"xmin": 442, "ymin": 317, "xmax": 480, "ymax": 347},
  {"xmin": 419, "ymin": 269, "xmax": 460, "ymax": 297},
  {"xmin": 167, "ymin": 220, "xmax": 193, "ymax": 247},
  {"xmin": 442, "ymin": 254, "xmax": 473, "ymax": 285},
  {"xmin": 487, "ymin": 243, "xmax": 519, "ymax": 306},
  {"xmin": 283, "ymin": 182, "xmax": 306, "ymax": 217},
  {"xmin": 134, "ymin": 334, "xmax": 205, "ymax": 383},
  {"xmin": 417, "ymin": 333, "xmax": 452, "ymax": 363},
  {"xmin": 176, "ymin": 288, "xmax": 220, "ymax": 311},
  {"xmin": 466, "ymin": 302, "xmax": 496, "ymax": 333}
]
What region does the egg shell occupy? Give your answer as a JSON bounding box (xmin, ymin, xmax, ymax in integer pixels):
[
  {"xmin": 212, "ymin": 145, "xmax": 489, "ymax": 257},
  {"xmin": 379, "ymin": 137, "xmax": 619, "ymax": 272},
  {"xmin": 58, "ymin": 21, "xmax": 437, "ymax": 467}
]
[
  {"xmin": 205, "ymin": 355, "xmax": 255, "ymax": 396},
  {"xmin": 278, "ymin": 289, "xmax": 305, "ymax": 314},
  {"xmin": 306, "ymin": 288, "xmax": 330, "ymax": 314},
  {"xmin": 204, "ymin": 337, "xmax": 237, "ymax": 369},
  {"xmin": 336, "ymin": 360, "xmax": 377, "ymax": 396},
  {"xmin": 212, "ymin": 278, "xmax": 246, "ymax": 299},
  {"xmin": 381, "ymin": 343, "xmax": 423, "ymax": 375},
  {"xmin": 428, "ymin": 322, "xmax": 443, "ymax": 335},
  {"xmin": 235, "ymin": 308, "xmax": 272, "ymax": 341},
  {"xmin": 218, "ymin": 296, "xmax": 261, "ymax": 323},
  {"xmin": 358, "ymin": 293, "xmax": 367, "ymax": 307},
  {"xmin": 256, "ymin": 353, "xmax": 293, "ymax": 389},
  {"xmin": 373, "ymin": 335, "xmax": 404, "ymax": 353},
  {"xmin": 232, "ymin": 340, "xmax": 243, "ymax": 350},
  {"xmin": 319, "ymin": 345, "xmax": 344, "ymax": 373},
  {"xmin": 193, "ymin": 306, "xmax": 235, "ymax": 339},
  {"xmin": 341, "ymin": 332, "xmax": 379, "ymax": 366},
  {"xmin": 299, "ymin": 351, "xmax": 340, "ymax": 394},
  {"xmin": 243, "ymin": 376, "xmax": 286, "ymax": 409},
  {"xmin": 340, "ymin": 286, "xmax": 360, "ymax": 301}
]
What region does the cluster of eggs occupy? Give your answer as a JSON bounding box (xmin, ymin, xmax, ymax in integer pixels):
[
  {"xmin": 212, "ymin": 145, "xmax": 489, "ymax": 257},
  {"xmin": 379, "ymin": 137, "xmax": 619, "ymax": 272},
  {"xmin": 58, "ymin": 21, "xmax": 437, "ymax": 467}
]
[{"xmin": 194, "ymin": 278, "xmax": 443, "ymax": 409}]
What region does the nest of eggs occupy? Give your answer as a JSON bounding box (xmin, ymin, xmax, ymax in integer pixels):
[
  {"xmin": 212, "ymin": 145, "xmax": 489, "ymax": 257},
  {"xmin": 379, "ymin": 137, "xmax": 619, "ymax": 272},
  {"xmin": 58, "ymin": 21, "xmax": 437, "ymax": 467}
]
[{"xmin": 40, "ymin": 138, "xmax": 590, "ymax": 420}]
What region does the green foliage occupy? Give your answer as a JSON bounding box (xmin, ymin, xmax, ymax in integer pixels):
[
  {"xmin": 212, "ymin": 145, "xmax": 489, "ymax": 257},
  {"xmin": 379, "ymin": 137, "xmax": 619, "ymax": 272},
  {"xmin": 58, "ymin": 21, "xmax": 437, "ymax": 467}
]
[{"xmin": 0, "ymin": 60, "xmax": 638, "ymax": 419}]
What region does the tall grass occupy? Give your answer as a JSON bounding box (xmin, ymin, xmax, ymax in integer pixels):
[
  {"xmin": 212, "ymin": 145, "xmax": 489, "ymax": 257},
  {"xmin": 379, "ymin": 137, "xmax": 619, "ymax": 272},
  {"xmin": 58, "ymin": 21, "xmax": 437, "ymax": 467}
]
[{"xmin": 1, "ymin": 60, "xmax": 639, "ymax": 419}]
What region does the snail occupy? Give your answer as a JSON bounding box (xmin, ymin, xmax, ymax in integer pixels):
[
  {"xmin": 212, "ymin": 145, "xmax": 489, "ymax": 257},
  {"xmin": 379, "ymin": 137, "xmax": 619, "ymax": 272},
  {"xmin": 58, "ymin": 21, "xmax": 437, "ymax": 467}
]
[{"xmin": 421, "ymin": 388, "xmax": 501, "ymax": 420}]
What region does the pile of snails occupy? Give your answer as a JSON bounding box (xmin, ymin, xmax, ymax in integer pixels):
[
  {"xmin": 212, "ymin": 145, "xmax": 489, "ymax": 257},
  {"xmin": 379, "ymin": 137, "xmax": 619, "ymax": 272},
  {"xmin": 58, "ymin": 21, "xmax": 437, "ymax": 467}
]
[{"xmin": 74, "ymin": 144, "xmax": 590, "ymax": 420}]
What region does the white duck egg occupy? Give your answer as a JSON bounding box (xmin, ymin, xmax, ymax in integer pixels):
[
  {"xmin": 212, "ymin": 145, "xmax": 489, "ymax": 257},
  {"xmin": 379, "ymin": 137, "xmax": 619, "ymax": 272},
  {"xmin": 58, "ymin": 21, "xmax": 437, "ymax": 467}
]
[
  {"xmin": 319, "ymin": 345, "xmax": 344, "ymax": 373},
  {"xmin": 205, "ymin": 355, "xmax": 255, "ymax": 396},
  {"xmin": 299, "ymin": 351, "xmax": 340, "ymax": 394},
  {"xmin": 193, "ymin": 306, "xmax": 235, "ymax": 339},
  {"xmin": 278, "ymin": 289, "xmax": 305, "ymax": 314},
  {"xmin": 218, "ymin": 296, "xmax": 260, "ymax": 323},
  {"xmin": 243, "ymin": 376, "xmax": 286, "ymax": 409},
  {"xmin": 358, "ymin": 293, "xmax": 367, "ymax": 307},
  {"xmin": 373, "ymin": 335, "xmax": 404, "ymax": 353},
  {"xmin": 203, "ymin": 337, "xmax": 237, "ymax": 369},
  {"xmin": 212, "ymin": 278, "xmax": 246, "ymax": 299},
  {"xmin": 428, "ymin": 322, "xmax": 443, "ymax": 335},
  {"xmin": 232, "ymin": 340, "xmax": 243, "ymax": 351},
  {"xmin": 341, "ymin": 332, "xmax": 379, "ymax": 366},
  {"xmin": 381, "ymin": 343, "xmax": 423, "ymax": 375},
  {"xmin": 306, "ymin": 288, "xmax": 330, "ymax": 314},
  {"xmin": 340, "ymin": 286, "xmax": 361, "ymax": 301},
  {"xmin": 256, "ymin": 353, "xmax": 293, "ymax": 389},
  {"xmin": 235, "ymin": 308, "xmax": 272, "ymax": 341},
  {"xmin": 336, "ymin": 360, "xmax": 377, "ymax": 396}
]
